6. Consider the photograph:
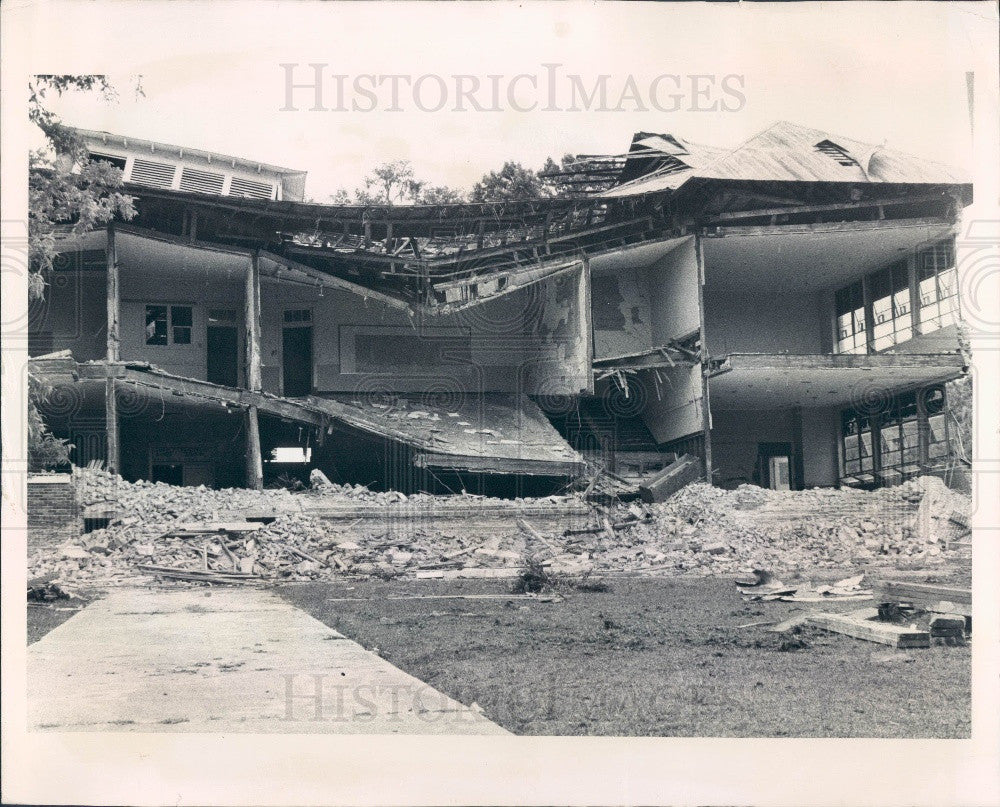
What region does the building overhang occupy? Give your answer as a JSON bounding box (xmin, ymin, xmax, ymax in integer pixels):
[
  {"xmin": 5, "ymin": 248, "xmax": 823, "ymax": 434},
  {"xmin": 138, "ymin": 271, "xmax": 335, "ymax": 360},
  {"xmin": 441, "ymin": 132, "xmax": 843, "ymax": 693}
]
[
  {"xmin": 707, "ymin": 352, "xmax": 966, "ymax": 410},
  {"xmin": 700, "ymin": 216, "xmax": 956, "ymax": 293}
]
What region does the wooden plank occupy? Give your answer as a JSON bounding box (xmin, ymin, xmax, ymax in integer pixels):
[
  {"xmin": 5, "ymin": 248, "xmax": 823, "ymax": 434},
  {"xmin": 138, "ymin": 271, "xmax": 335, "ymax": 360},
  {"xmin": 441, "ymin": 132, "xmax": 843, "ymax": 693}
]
[
  {"xmin": 879, "ymin": 581, "xmax": 971, "ymax": 605},
  {"xmin": 806, "ymin": 612, "xmax": 930, "ymax": 648}
]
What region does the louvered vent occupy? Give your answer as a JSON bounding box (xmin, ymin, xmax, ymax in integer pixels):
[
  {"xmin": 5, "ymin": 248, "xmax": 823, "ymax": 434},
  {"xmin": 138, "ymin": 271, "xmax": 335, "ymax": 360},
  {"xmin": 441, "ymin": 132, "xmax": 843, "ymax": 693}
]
[
  {"xmin": 129, "ymin": 158, "xmax": 176, "ymax": 188},
  {"xmin": 228, "ymin": 176, "xmax": 274, "ymax": 199},
  {"xmin": 179, "ymin": 167, "xmax": 225, "ymax": 195},
  {"xmin": 814, "ymin": 141, "xmax": 858, "ymax": 167}
]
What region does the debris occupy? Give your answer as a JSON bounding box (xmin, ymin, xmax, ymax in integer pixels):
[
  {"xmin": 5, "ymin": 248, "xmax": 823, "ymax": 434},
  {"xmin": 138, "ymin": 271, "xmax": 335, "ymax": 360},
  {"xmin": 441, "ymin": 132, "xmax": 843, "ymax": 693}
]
[
  {"xmin": 638, "ymin": 454, "xmax": 702, "ymax": 504},
  {"xmin": 806, "ymin": 611, "xmax": 930, "ymax": 649},
  {"xmin": 27, "ymin": 582, "xmax": 73, "ymax": 602},
  {"xmin": 29, "ymin": 467, "xmax": 972, "ymax": 587},
  {"xmin": 768, "ymin": 613, "xmax": 811, "ymax": 633},
  {"xmin": 309, "ymin": 469, "xmax": 334, "ymax": 488},
  {"xmin": 928, "ymin": 614, "xmax": 966, "ymax": 639}
]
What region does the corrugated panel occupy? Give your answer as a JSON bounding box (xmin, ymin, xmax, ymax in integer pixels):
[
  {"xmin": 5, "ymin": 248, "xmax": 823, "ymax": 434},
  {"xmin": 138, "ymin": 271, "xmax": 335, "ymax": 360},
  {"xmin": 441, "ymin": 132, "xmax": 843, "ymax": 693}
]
[
  {"xmin": 179, "ymin": 166, "xmax": 225, "ymax": 195},
  {"xmin": 228, "ymin": 176, "xmax": 274, "ymax": 199},
  {"xmin": 696, "ymin": 121, "xmax": 969, "ymax": 185},
  {"xmin": 129, "ymin": 158, "xmax": 176, "ymax": 189}
]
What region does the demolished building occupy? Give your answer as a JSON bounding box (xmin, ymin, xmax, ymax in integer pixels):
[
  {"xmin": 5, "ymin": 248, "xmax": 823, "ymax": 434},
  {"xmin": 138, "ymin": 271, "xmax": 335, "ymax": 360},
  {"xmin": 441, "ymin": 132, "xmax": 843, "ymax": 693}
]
[{"xmin": 28, "ymin": 121, "xmax": 971, "ymax": 494}]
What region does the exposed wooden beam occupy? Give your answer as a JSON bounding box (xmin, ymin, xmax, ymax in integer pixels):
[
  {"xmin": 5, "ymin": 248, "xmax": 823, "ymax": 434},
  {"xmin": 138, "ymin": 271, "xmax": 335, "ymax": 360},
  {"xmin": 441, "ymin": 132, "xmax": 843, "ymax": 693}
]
[
  {"xmin": 105, "ymin": 224, "xmax": 120, "ymax": 474},
  {"xmin": 703, "ymin": 193, "xmax": 950, "ymax": 225},
  {"xmin": 245, "ymin": 251, "xmax": 262, "ymax": 391}
]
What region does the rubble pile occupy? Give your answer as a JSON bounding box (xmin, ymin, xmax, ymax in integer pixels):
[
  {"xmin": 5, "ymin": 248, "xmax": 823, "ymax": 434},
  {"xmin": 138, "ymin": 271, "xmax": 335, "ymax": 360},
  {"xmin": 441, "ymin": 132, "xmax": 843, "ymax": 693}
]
[
  {"xmin": 604, "ymin": 477, "xmax": 971, "ymax": 575},
  {"xmin": 28, "ymin": 468, "xmax": 972, "ymax": 587}
]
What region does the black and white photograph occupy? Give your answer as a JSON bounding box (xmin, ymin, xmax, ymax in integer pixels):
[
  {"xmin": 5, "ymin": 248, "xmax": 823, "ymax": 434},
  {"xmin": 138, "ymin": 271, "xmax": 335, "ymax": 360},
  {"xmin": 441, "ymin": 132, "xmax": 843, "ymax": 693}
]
[{"xmin": 2, "ymin": 1, "xmax": 998, "ymax": 805}]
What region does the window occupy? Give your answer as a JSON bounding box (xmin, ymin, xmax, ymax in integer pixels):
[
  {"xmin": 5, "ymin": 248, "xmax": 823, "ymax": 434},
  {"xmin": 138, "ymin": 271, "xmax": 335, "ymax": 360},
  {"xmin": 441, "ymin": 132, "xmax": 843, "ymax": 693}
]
[
  {"xmin": 925, "ymin": 387, "xmax": 949, "ymax": 462},
  {"xmin": 145, "ymin": 305, "xmax": 168, "ymax": 345},
  {"xmin": 833, "ymin": 237, "xmax": 957, "ymax": 354},
  {"xmin": 870, "ymin": 260, "xmax": 912, "ymax": 351},
  {"xmin": 841, "ymin": 411, "xmax": 876, "ymax": 484},
  {"xmin": 835, "ymin": 281, "xmax": 867, "ymax": 354},
  {"xmin": 88, "ymin": 152, "xmax": 127, "ymax": 171},
  {"xmin": 283, "ymin": 309, "xmax": 312, "ymax": 324},
  {"xmin": 878, "ymin": 392, "xmax": 921, "ymax": 484},
  {"xmin": 171, "ymin": 306, "xmax": 192, "ymax": 344},
  {"xmin": 145, "ymin": 304, "xmax": 192, "ymax": 345},
  {"xmin": 918, "ymin": 240, "xmax": 957, "ymax": 333},
  {"xmin": 841, "ymin": 384, "xmax": 950, "ymax": 488}
]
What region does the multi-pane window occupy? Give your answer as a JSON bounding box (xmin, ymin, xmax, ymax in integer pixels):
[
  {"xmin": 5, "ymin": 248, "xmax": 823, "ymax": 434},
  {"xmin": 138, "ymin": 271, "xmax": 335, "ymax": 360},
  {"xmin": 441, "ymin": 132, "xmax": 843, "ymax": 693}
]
[
  {"xmin": 835, "ymin": 281, "xmax": 867, "ymax": 354},
  {"xmin": 925, "ymin": 387, "xmax": 949, "ymax": 462},
  {"xmin": 841, "ymin": 411, "xmax": 875, "ymax": 484},
  {"xmin": 918, "ymin": 240, "xmax": 957, "ymax": 333},
  {"xmin": 841, "ymin": 385, "xmax": 950, "ymax": 487},
  {"xmin": 834, "ymin": 237, "xmax": 957, "ymax": 354},
  {"xmin": 145, "ymin": 304, "xmax": 192, "ymax": 345},
  {"xmin": 171, "ymin": 306, "xmax": 192, "ymax": 344},
  {"xmin": 878, "ymin": 393, "xmax": 921, "ymax": 485},
  {"xmin": 870, "ymin": 260, "xmax": 912, "ymax": 351}
]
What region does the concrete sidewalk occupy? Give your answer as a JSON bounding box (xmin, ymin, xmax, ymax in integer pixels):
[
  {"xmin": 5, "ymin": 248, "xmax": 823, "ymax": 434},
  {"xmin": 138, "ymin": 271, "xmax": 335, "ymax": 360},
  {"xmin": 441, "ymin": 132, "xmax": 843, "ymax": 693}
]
[{"xmin": 27, "ymin": 587, "xmax": 508, "ymax": 734}]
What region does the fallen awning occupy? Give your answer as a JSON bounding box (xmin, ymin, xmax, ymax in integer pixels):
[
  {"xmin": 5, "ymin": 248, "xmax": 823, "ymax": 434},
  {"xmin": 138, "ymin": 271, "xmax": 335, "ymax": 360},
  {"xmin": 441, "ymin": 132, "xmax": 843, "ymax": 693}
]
[{"xmin": 32, "ymin": 357, "xmax": 584, "ymax": 478}]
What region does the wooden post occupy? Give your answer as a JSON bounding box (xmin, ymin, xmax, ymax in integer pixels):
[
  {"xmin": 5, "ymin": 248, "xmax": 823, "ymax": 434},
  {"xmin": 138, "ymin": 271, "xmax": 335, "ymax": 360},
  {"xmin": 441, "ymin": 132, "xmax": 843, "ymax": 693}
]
[
  {"xmin": 105, "ymin": 224, "xmax": 120, "ymax": 474},
  {"xmin": 695, "ymin": 234, "xmax": 713, "ymax": 484},
  {"xmin": 861, "ymin": 273, "xmax": 875, "ymax": 354},
  {"xmin": 245, "ymin": 406, "xmax": 263, "ymax": 491},
  {"xmin": 245, "ymin": 251, "xmax": 262, "ymax": 391},
  {"xmin": 916, "ymin": 386, "xmax": 930, "ymax": 472},
  {"xmin": 244, "ymin": 251, "xmax": 263, "ymax": 489},
  {"xmin": 106, "ymin": 223, "xmax": 120, "ymax": 363},
  {"xmin": 907, "ymin": 251, "xmax": 922, "ymax": 337}
]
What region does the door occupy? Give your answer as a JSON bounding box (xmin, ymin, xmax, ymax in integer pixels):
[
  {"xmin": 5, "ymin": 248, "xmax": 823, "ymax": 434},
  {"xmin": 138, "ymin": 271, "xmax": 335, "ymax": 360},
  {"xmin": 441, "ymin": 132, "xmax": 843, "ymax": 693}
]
[
  {"xmin": 282, "ymin": 310, "xmax": 313, "ymax": 397},
  {"xmin": 207, "ymin": 325, "xmax": 239, "ymax": 387},
  {"xmin": 755, "ymin": 442, "xmax": 793, "ymax": 490}
]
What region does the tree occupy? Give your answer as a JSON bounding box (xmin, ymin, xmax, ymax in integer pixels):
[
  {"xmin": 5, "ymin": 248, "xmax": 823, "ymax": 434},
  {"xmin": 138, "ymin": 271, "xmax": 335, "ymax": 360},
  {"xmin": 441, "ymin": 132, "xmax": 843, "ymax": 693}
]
[
  {"xmin": 28, "ymin": 75, "xmax": 137, "ymax": 301},
  {"xmin": 330, "ymin": 160, "xmax": 465, "ymax": 205},
  {"xmin": 469, "ymin": 161, "xmax": 549, "ymax": 203},
  {"xmin": 27, "ymin": 75, "xmax": 138, "ymax": 469}
]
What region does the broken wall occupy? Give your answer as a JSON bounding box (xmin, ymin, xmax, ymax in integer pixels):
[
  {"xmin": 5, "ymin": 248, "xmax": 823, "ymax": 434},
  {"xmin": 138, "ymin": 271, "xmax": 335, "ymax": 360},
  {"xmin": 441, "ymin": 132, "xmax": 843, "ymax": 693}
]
[
  {"xmin": 645, "ymin": 236, "xmax": 701, "ymax": 345},
  {"xmin": 639, "ymin": 363, "xmax": 705, "ymax": 445},
  {"xmin": 521, "ymin": 264, "xmax": 592, "ymax": 396},
  {"xmin": 591, "ymin": 268, "xmax": 652, "ymax": 359},
  {"xmin": 258, "ymin": 280, "xmax": 532, "ymax": 395}
]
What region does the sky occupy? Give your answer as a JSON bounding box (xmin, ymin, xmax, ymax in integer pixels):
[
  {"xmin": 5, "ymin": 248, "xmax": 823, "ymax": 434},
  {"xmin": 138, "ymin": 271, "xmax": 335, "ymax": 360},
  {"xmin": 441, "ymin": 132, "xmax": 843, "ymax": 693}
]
[{"xmin": 22, "ymin": 2, "xmax": 993, "ymax": 202}]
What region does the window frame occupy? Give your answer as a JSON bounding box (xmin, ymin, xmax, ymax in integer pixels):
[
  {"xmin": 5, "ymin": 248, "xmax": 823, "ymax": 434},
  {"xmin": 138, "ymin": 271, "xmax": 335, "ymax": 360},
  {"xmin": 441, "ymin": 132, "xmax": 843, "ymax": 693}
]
[
  {"xmin": 144, "ymin": 303, "xmax": 194, "ymax": 346},
  {"xmin": 832, "ymin": 237, "xmax": 957, "ymax": 355}
]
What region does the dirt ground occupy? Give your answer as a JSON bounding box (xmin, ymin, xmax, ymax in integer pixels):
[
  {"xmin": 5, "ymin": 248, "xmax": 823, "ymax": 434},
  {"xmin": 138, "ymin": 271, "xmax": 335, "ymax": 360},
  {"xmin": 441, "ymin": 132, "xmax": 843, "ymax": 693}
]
[
  {"xmin": 27, "ymin": 573, "xmax": 970, "ymax": 738},
  {"xmin": 275, "ymin": 576, "xmax": 970, "ymax": 737}
]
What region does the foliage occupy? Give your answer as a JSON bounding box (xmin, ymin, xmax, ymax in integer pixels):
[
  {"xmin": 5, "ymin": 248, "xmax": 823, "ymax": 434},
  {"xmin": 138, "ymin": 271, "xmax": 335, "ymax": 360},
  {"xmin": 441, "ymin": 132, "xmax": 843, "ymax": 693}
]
[
  {"xmin": 27, "ymin": 374, "xmax": 73, "ymax": 471},
  {"xmin": 469, "ymin": 160, "xmax": 550, "ymax": 203},
  {"xmin": 332, "ymin": 160, "xmax": 467, "ymax": 206},
  {"xmin": 28, "ymin": 75, "xmax": 137, "ymax": 301}
]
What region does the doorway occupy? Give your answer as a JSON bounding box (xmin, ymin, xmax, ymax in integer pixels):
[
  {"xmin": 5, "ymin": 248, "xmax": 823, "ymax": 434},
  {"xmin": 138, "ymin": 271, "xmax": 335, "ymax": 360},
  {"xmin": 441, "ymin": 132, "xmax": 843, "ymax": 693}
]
[
  {"xmin": 755, "ymin": 442, "xmax": 793, "ymax": 491},
  {"xmin": 282, "ymin": 309, "xmax": 313, "ymax": 397},
  {"xmin": 206, "ymin": 309, "xmax": 239, "ymax": 387}
]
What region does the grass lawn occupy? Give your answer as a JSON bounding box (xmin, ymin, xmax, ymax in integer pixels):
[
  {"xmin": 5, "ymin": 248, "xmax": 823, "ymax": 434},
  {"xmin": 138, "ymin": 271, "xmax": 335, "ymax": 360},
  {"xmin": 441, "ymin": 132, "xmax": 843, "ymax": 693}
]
[{"xmin": 276, "ymin": 576, "xmax": 970, "ymax": 737}]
